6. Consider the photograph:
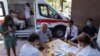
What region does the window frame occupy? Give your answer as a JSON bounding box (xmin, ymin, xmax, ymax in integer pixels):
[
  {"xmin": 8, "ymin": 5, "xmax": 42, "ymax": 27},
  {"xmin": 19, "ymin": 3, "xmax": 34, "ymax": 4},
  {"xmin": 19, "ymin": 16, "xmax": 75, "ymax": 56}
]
[
  {"xmin": 38, "ymin": 4, "xmax": 49, "ymax": 17},
  {"xmin": 38, "ymin": 4, "xmax": 62, "ymax": 19},
  {"xmin": 0, "ymin": 1, "xmax": 5, "ymax": 17}
]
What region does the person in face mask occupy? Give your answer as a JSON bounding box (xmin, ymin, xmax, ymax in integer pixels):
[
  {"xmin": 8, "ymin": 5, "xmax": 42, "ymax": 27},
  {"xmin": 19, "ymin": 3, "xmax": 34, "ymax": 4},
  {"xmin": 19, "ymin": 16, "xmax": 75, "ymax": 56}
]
[{"xmin": 82, "ymin": 18, "xmax": 98, "ymax": 40}]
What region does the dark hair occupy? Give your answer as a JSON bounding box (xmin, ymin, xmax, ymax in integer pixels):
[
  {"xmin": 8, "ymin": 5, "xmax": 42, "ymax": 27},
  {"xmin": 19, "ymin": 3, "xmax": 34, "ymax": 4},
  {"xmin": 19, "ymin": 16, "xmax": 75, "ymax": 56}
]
[
  {"xmin": 26, "ymin": 3, "xmax": 30, "ymax": 7},
  {"xmin": 77, "ymin": 33, "xmax": 97, "ymax": 49},
  {"xmin": 9, "ymin": 10, "xmax": 16, "ymax": 14},
  {"xmin": 87, "ymin": 18, "xmax": 93, "ymax": 22},
  {"xmin": 3, "ymin": 15, "xmax": 14, "ymax": 29},
  {"xmin": 69, "ymin": 20, "xmax": 74, "ymax": 24},
  {"xmin": 9, "ymin": 10, "xmax": 13, "ymax": 13},
  {"xmin": 28, "ymin": 33, "xmax": 39, "ymax": 42}
]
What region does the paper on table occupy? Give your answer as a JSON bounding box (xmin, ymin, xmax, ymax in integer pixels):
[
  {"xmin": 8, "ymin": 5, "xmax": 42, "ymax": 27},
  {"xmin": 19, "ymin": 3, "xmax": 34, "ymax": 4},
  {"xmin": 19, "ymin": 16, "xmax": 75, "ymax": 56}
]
[
  {"xmin": 54, "ymin": 51, "xmax": 66, "ymax": 56},
  {"xmin": 59, "ymin": 43, "xmax": 70, "ymax": 52},
  {"xmin": 49, "ymin": 39, "xmax": 79, "ymax": 55},
  {"xmin": 49, "ymin": 39, "xmax": 68, "ymax": 54},
  {"xmin": 66, "ymin": 46, "xmax": 80, "ymax": 53}
]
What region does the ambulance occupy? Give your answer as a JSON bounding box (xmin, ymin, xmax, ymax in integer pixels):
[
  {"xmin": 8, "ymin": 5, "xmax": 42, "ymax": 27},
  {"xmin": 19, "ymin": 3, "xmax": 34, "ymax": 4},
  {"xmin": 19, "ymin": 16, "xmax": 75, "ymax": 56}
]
[
  {"xmin": 33, "ymin": 0, "xmax": 68, "ymax": 38},
  {"xmin": 0, "ymin": 0, "xmax": 69, "ymax": 38},
  {"xmin": 0, "ymin": 0, "xmax": 8, "ymax": 24},
  {"xmin": 0, "ymin": 0, "xmax": 8, "ymax": 39}
]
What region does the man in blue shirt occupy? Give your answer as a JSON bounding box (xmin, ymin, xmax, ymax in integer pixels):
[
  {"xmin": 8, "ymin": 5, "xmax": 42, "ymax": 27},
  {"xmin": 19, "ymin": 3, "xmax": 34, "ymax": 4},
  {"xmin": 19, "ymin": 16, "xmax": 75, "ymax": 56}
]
[{"xmin": 37, "ymin": 23, "xmax": 52, "ymax": 43}]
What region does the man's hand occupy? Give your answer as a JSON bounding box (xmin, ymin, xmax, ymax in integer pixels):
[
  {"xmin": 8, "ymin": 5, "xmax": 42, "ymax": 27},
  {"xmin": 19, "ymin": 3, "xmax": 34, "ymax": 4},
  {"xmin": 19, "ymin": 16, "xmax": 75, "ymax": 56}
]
[
  {"xmin": 64, "ymin": 38, "xmax": 67, "ymax": 42},
  {"xmin": 68, "ymin": 40, "xmax": 74, "ymax": 45},
  {"xmin": 49, "ymin": 37, "xmax": 52, "ymax": 42},
  {"xmin": 8, "ymin": 27, "xmax": 13, "ymax": 32},
  {"xmin": 68, "ymin": 40, "xmax": 78, "ymax": 47},
  {"xmin": 67, "ymin": 52, "xmax": 76, "ymax": 56}
]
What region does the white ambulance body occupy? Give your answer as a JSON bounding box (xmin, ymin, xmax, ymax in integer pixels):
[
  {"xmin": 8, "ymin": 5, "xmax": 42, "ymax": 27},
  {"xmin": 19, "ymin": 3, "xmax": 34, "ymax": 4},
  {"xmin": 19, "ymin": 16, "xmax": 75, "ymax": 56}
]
[
  {"xmin": 0, "ymin": 0, "xmax": 8, "ymax": 39},
  {"xmin": 34, "ymin": 0, "xmax": 68, "ymax": 37},
  {"xmin": 0, "ymin": 0, "xmax": 8, "ymax": 24},
  {"xmin": 0, "ymin": 0, "xmax": 68, "ymax": 38}
]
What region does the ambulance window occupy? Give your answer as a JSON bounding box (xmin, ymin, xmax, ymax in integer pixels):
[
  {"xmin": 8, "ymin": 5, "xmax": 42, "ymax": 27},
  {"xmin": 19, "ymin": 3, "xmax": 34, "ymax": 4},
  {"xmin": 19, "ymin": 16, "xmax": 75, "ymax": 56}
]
[
  {"xmin": 39, "ymin": 4, "xmax": 62, "ymax": 19},
  {"xmin": 48, "ymin": 7, "xmax": 62, "ymax": 19},
  {"xmin": 0, "ymin": 2, "xmax": 5, "ymax": 16},
  {"xmin": 39, "ymin": 4, "xmax": 48, "ymax": 17},
  {"xmin": 48, "ymin": 8, "xmax": 56, "ymax": 18}
]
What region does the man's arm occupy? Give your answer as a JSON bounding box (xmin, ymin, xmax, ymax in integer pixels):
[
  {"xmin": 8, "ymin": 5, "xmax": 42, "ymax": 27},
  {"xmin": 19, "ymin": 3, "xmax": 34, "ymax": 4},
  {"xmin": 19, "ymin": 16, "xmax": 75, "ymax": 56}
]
[
  {"xmin": 92, "ymin": 27, "xmax": 98, "ymax": 40},
  {"xmin": 71, "ymin": 27, "xmax": 78, "ymax": 40},
  {"xmin": 36, "ymin": 30, "xmax": 41, "ymax": 42},
  {"xmin": 68, "ymin": 40, "xmax": 78, "ymax": 47},
  {"xmin": 64, "ymin": 28, "xmax": 68, "ymax": 41},
  {"xmin": 48, "ymin": 30, "xmax": 52, "ymax": 41},
  {"xmin": 82, "ymin": 26, "xmax": 87, "ymax": 33}
]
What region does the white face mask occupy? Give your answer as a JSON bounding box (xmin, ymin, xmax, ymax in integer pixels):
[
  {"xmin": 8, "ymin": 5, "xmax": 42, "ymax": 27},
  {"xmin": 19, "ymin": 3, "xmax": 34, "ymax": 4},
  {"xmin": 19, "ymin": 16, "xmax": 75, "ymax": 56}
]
[{"xmin": 87, "ymin": 22, "xmax": 92, "ymax": 26}]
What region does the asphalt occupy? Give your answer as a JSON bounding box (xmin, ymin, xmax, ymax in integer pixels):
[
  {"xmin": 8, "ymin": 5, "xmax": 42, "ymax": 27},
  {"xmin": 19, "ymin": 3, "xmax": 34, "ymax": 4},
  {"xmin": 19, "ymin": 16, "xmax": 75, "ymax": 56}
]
[{"xmin": 0, "ymin": 40, "xmax": 28, "ymax": 56}]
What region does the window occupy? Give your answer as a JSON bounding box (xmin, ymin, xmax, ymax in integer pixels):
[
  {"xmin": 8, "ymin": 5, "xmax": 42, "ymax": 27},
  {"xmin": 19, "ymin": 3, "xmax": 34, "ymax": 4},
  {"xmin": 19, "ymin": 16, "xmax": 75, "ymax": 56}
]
[
  {"xmin": 48, "ymin": 7, "xmax": 62, "ymax": 19},
  {"xmin": 39, "ymin": 4, "xmax": 48, "ymax": 17},
  {"xmin": 0, "ymin": 2, "xmax": 5, "ymax": 16},
  {"xmin": 39, "ymin": 4, "xmax": 62, "ymax": 19},
  {"xmin": 48, "ymin": 7, "xmax": 57, "ymax": 18}
]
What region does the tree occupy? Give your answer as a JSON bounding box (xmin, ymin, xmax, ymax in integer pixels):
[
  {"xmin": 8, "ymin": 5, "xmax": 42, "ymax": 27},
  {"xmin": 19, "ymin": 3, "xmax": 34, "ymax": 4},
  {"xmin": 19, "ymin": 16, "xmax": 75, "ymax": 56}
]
[
  {"xmin": 47, "ymin": 0, "xmax": 52, "ymax": 2},
  {"xmin": 60, "ymin": 0, "xmax": 64, "ymax": 12},
  {"xmin": 47, "ymin": 0, "xmax": 53, "ymax": 6}
]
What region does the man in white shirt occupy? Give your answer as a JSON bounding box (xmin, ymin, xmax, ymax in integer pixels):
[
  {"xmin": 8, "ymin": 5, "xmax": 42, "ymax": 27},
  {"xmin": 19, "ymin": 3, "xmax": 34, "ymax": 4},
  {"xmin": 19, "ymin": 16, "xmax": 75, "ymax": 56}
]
[
  {"xmin": 37, "ymin": 23, "xmax": 52, "ymax": 43},
  {"xmin": 24, "ymin": 3, "xmax": 31, "ymax": 27},
  {"xmin": 19, "ymin": 33, "xmax": 41, "ymax": 56},
  {"xmin": 11, "ymin": 13, "xmax": 25, "ymax": 29},
  {"xmin": 64, "ymin": 20, "xmax": 78, "ymax": 42}
]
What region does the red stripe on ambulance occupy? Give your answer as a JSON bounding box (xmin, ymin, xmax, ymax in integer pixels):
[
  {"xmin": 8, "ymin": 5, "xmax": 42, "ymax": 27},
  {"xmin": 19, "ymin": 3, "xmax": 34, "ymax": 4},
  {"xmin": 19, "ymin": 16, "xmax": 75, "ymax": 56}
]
[
  {"xmin": 37, "ymin": 19, "xmax": 68, "ymax": 23},
  {"xmin": 0, "ymin": 20, "xmax": 3, "ymax": 24}
]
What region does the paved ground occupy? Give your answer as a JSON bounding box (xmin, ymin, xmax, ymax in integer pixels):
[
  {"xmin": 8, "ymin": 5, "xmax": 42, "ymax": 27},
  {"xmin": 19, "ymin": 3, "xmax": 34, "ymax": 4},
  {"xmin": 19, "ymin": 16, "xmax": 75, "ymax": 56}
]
[
  {"xmin": 0, "ymin": 39, "xmax": 28, "ymax": 56},
  {"xmin": 0, "ymin": 38, "xmax": 59, "ymax": 56}
]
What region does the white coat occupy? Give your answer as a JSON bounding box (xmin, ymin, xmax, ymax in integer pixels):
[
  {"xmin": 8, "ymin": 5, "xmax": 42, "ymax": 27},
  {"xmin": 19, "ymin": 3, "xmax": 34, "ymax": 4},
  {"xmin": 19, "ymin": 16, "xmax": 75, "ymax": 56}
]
[
  {"xmin": 76, "ymin": 45, "xmax": 100, "ymax": 56},
  {"xmin": 19, "ymin": 43, "xmax": 41, "ymax": 56}
]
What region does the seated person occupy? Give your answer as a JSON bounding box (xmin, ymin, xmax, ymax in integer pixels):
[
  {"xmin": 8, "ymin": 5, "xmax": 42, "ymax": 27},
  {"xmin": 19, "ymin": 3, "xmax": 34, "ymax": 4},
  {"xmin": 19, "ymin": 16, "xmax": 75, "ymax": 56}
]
[
  {"xmin": 19, "ymin": 33, "xmax": 41, "ymax": 56},
  {"xmin": 12, "ymin": 13, "xmax": 25, "ymax": 29},
  {"xmin": 82, "ymin": 18, "xmax": 98, "ymax": 40},
  {"xmin": 64, "ymin": 20, "xmax": 78, "ymax": 43},
  {"xmin": 67, "ymin": 33, "xmax": 100, "ymax": 56},
  {"xmin": 37, "ymin": 23, "xmax": 52, "ymax": 43}
]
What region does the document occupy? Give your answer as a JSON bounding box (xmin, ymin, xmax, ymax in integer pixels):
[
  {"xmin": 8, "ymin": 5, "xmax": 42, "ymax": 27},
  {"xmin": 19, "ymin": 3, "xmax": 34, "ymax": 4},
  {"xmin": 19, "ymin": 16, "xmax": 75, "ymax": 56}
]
[{"xmin": 66, "ymin": 46, "xmax": 79, "ymax": 53}]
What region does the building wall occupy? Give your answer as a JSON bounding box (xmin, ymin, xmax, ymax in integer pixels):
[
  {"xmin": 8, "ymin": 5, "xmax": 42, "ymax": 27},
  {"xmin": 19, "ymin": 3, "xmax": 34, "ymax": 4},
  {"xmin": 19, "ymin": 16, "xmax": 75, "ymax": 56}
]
[{"xmin": 71, "ymin": 0, "xmax": 100, "ymax": 29}]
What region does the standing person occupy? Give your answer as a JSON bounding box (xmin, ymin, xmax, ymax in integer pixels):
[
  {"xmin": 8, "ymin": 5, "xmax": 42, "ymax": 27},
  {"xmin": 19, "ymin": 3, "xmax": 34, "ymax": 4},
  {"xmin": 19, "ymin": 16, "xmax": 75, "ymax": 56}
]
[
  {"xmin": 37, "ymin": 23, "xmax": 52, "ymax": 43},
  {"xmin": 64, "ymin": 20, "xmax": 78, "ymax": 42},
  {"xmin": 9, "ymin": 10, "xmax": 15, "ymax": 16},
  {"xmin": 82, "ymin": 18, "xmax": 98, "ymax": 40},
  {"xmin": 12, "ymin": 13, "xmax": 25, "ymax": 30},
  {"xmin": 67, "ymin": 33, "xmax": 100, "ymax": 56},
  {"xmin": 19, "ymin": 33, "xmax": 41, "ymax": 56},
  {"xmin": 24, "ymin": 3, "xmax": 31, "ymax": 27},
  {"xmin": 0, "ymin": 15, "xmax": 17, "ymax": 56}
]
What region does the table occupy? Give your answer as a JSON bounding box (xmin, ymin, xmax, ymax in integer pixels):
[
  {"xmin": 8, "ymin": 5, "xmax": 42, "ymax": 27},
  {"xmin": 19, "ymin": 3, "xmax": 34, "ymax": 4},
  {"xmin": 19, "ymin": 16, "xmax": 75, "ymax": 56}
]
[{"xmin": 41, "ymin": 39, "xmax": 80, "ymax": 56}]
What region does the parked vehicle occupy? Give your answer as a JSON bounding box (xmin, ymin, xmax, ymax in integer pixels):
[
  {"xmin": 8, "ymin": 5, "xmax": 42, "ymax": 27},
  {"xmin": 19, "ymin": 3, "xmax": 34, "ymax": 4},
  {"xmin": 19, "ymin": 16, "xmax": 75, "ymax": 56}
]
[
  {"xmin": 0, "ymin": 0, "xmax": 68, "ymax": 38},
  {"xmin": 33, "ymin": 0, "xmax": 68, "ymax": 37}
]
